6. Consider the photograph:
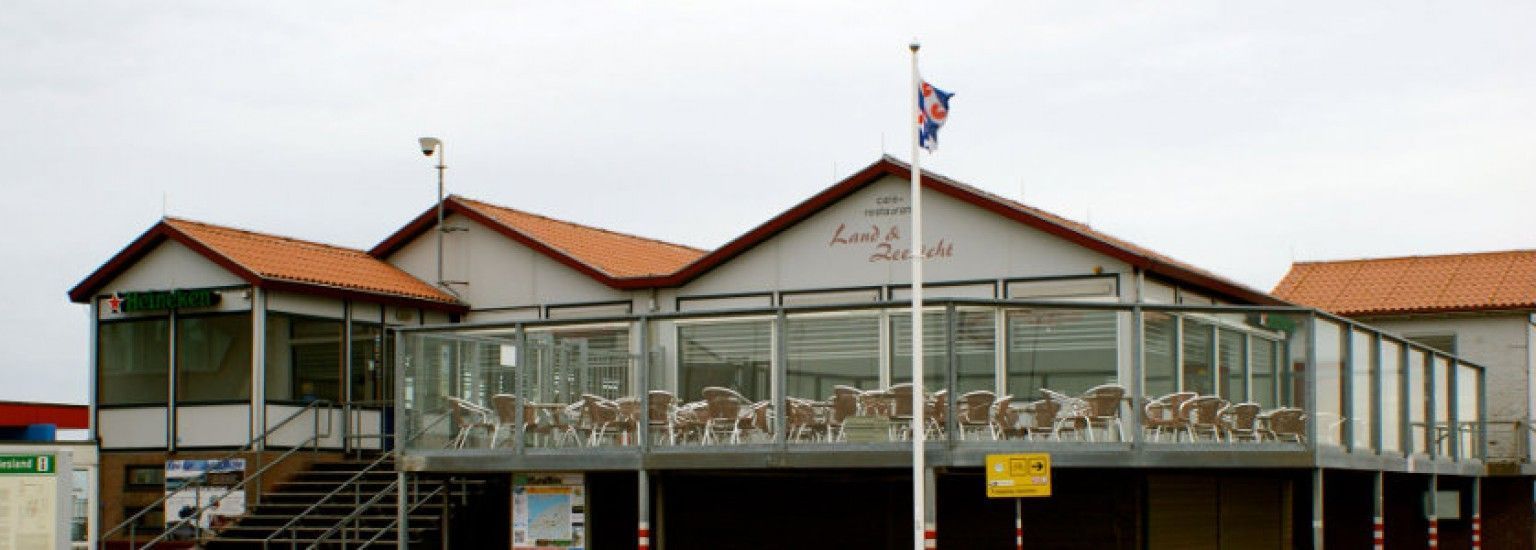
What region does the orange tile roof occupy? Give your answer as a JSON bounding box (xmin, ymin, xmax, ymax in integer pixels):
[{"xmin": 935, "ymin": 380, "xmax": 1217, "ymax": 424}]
[
  {"xmin": 164, "ymin": 218, "xmax": 460, "ymax": 305},
  {"xmin": 451, "ymin": 196, "xmax": 707, "ymax": 279},
  {"xmin": 1273, "ymin": 250, "xmax": 1536, "ymax": 316}
]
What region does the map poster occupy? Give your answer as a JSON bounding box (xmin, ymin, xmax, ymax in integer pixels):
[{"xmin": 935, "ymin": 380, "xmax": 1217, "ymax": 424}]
[
  {"xmin": 511, "ymin": 473, "xmax": 585, "ymax": 549},
  {"xmin": 164, "ymin": 459, "xmax": 246, "ymax": 533},
  {"xmin": 0, "ymin": 454, "xmax": 68, "ymax": 550}
]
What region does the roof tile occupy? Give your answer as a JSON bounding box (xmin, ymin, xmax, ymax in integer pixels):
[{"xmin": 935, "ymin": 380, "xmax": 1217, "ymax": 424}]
[
  {"xmin": 452, "ymin": 197, "xmax": 706, "ymax": 279},
  {"xmin": 165, "ymin": 218, "xmax": 459, "ymax": 305},
  {"xmin": 1273, "ymin": 250, "xmax": 1536, "ymax": 315}
]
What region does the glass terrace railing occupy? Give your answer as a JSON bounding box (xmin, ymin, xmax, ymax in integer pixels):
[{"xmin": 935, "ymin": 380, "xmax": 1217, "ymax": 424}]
[{"xmin": 396, "ymin": 300, "xmax": 1486, "ymax": 465}]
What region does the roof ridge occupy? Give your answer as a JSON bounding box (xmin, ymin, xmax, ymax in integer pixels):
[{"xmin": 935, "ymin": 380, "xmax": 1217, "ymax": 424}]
[
  {"xmin": 1294, "ymin": 248, "xmax": 1536, "ymax": 265},
  {"xmin": 164, "ymin": 216, "xmax": 372, "ymax": 256},
  {"xmin": 452, "ymin": 196, "xmax": 707, "ymax": 254}
]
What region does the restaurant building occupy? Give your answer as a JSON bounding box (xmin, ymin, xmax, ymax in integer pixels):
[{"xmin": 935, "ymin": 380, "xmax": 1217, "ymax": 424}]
[{"xmin": 75, "ymin": 157, "xmax": 1498, "ymax": 548}]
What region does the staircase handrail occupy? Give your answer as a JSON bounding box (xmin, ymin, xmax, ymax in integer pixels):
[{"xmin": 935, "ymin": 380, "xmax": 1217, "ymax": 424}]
[
  {"xmin": 103, "ymin": 399, "xmax": 334, "ymax": 544},
  {"xmin": 315, "ymin": 482, "xmax": 447, "ymax": 550},
  {"xmin": 261, "ymin": 408, "xmax": 453, "ymax": 549}
]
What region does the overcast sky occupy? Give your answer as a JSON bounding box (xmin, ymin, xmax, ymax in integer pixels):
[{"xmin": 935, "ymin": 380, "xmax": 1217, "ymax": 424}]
[{"xmin": 2, "ymin": 2, "xmax": 1532, "ymax": 404}]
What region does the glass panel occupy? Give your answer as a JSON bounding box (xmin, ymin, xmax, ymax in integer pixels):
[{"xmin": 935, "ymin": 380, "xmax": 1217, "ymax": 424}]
[
  {"xmin": 264, "ymin": 315, "xmax": 342, "ymax": 402},
  {"xmin": 1380, "ymin": 340, "xmax": 1403, "ymax": 454},
  {"xmin": 891, "ymin": 311, "xmax": 948, "ymax": 394},
  {"xmin": 678, "ymin": 320, "xmax": 771, "ymax": 402},
  {"xmin": 98, "ymin": 318, "xmax": 170, "ymax": 405},
  {"xmin": 1434, "ymin": 355, "xmax": 1452, "ymax": 458},
  {"xmin": 1142, "ymin": 312, "xmax": 1177, "ymax": 398},
  {"xmin": 1407, "ymin": 349, "xmax": 1428, "ymax": 454},
  {"xmin": 1250, "ymin": 338, "xmax": 1277, "ymax": 408},
  {"xmin": 786, "ymin": 314, "xmax": 880, "ymax": 399},
  {"xmin": 1218, "ymin": 328, "xmax": 1243, "ymax": 401},
  {"xmin": 1006, "ymin": 308, "xmax": 1119, "ymax": 398},
  {"xmin": 350, "ymin": 323, "xmax": 389, "ymax": 403},
  {"xmin": 1457, "ymin": 362, "xmax": 1481, "ymax": 461},
  {"xmin": 1350, "ymin": 330, "xmax": 1376, "ymax": 452},
  {"xmin": 1314, "ymin": 319, "xmax": 1344, "ymax": 448},
  {"xmin": 1181, "ymin": 318, "xmax": 1214, "ymax": 395},
  {"xmin": 176, "ymin": 314, "xmax": 252, "ymax": 402}
]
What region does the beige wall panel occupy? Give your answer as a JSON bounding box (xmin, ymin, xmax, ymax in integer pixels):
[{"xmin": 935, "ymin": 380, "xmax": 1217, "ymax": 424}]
[
  {"xmin": 99, "ymin": 408, "xmax": 168, "ymax": 449},
  {"xmin": 175, "ymin": 404, "xmax": 251, "ymax": 447}
]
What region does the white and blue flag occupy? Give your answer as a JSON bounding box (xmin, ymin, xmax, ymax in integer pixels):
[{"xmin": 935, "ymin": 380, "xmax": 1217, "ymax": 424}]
[{"xmin": 916, "ymin": 78, "xmax": 953, "ymax": 152}]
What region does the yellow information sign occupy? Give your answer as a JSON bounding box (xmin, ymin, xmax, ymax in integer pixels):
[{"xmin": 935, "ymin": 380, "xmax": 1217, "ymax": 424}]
[{"xmin": 985, "ymin": 453, "xmax": 1051, "ymax": 498}]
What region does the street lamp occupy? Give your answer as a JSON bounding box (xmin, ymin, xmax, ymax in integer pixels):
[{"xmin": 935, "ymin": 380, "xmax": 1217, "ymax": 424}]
[{"xmin": 418, "ymin": 137, "xmax": 452, "ymax": 293}]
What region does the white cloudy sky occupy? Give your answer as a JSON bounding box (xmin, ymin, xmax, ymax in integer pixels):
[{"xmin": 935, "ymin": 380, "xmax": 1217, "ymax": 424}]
[{"xmin": 1, "ymin": 2, "xmax": 1532, "ymax": 404}]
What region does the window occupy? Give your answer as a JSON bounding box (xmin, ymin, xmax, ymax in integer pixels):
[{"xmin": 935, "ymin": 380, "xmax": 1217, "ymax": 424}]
[
  {"xmin": 786, "ymin": 314, "xmax": 880, "ymax": 400},
  {"xmin": 1006, "ymin": 308, "xmax": 1119, "ymax": 397},
  {"xmin": 892, "ymin": 309, "xmax": 996, "ymax": 394},
  {"xmin": 1182, "ymin": 318, "xmax": 1214, "ymax": 395},
  {"xmin": 265, "ymin": 314, "xmax": 342, "ymax": 402},
  {"xmin": 125, "ymin": 465, "xmax": 164, "ymax": 490},
  {"xmin": 524, "ymin": 327, "xmax": 632, "ymax": 403},
  {"xmin": 1143, "ymin": 312, "xmax": 1177, "ymax": 397},
  {"xmin": 1406, "ymin": 334, "xmax": 1456, "ymax": 355},
  {"xmin": 678, "ymin": 320, "xmax": 771, "ymax": 402},
  {"xmin": 98, "ymin": 318, "xmax": 170, "ymax": 405},
  {"xmin": 176, "ymin": 314, "xmax": 253, "ymax": 402},
  {"xmin": 350, "ymin": 322, "xmax": 389, "ymax": 403}
]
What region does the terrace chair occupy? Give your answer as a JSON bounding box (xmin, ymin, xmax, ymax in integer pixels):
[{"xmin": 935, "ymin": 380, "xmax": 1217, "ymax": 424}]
[
  {"xmin": 1142, "ymin": 391, "xmax": 1196, "ymax": 442},
  {"xmin": 957, "ymin": 390, "xmax": 996, "ymax": 441},
  {"xmin": 700, "ymin": 387, "xmax": 746, "ymax": 444},
  {"xmin": 858, "ymin": 390, "xmax": 895, "ymax": 418},
  {"xmin": 1262, "ymin": 408, "xmax": 1308, "ymax": 443},
  {"xmin": 1220, "ymin": 402, "xmax": 1263, "ymax": 442},
  {"xmin": 785, "ymin": 398, "xmax": 820, "ymax": 442},
  {"xmin": 989, "ymin": 395, "xmax": 1016, "ymax": 440},
  {"xmin": 489, "ymin": 394, "xmax": 544, "ymax": 448},
  {"xmin": 889, "ymin": 383, "xmax": 915, "ymax": 417},
  {"xmin": 646, "ymin": 390, "xmax": 677, "ymax": 445},
  {"xmin": 577, "ymin": 394, "xmax": 626, "ymax": 446},
  {"xmin": 1016, "ymin": 399, "xmax": 1060, "ymax": 441},
  {"xmin": 446, "ymin": 397, "xmax": 495, "ymax": 449},
  {"xmin": 924, "ymin": 390, "xmax": 949, "ymax": 440},
  {"xmin": 1079, "ymin": 384, "xmax": 1127, "ymax": 442},
  {"xmin": 672, "ymin": 401, "xmax": 707, "ymax": 444},
  {"xmin": 1179, "ymin": 396, "xmax": 1226, "ymax": 442},
  {"xmin": 1041, "ymin": 388, "xmax": 1090, "ymax": 441},
  {"xmin": 738, "ymin": 400, "xmax": 773, "ymax": 443},
  {"xmin": 827, "ymin": 392, "xmax": 859, "ymax": 442}
]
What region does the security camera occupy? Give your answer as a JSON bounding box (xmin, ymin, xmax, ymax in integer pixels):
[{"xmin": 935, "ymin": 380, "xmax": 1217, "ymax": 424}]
[{"xmin": 418, "ymin": 137, "xmax": 441, "ymax": 157}]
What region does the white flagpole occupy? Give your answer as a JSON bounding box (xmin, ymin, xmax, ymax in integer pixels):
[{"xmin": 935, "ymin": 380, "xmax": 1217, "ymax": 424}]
[{"xmin": 908, "ymin": 39, "xmax": 929, "ymax": 550}]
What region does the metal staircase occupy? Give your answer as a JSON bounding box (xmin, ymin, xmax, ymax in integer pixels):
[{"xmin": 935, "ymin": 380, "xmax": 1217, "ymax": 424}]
[{"xmin": 201, "ymin": 455, "xmax": 458, "ymax": 549}]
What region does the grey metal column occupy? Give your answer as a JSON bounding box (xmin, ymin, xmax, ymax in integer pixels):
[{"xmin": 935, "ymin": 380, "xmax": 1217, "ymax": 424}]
[
  {"xmin": 1341, "ymin": 324, "xmax": 1355, "ymax": 452},
  {"xmin": 514, "ymin": 325, "xmax": 527, "ymax": 455},
  {"xmin": 945, "ymin": 304, "xmax": 958, "ymax": 445},
  {"xmin": 394, "ymin": 329, "xmax": 409, "ymax": 550},
  {"xmin": 775, "ymin": 309, "xmax": 787, "ymax": 448},
  {"xmin": 638, "ymin": 469, "xmax": 652, "ymax": 550},
  {"xmin": 924, "ymin": 467, "xmax": 937, "ymax": 549},
  {"xmin": 638, "ymin": 317, "xmax": 650, "ymax": 451},
  {"xmin": 1472, "ymin": 476, "xmax": 1482, "ymax": 550},
  {"xmin": 1372, "ymin": 470, "xmax": 1384, "ymax": 550},
  {"xmin": 343, "ymin": 300, "xmax": 353, "ymax": 454},
  {"xmin": 1130, "ymin": 304, "xmax": 1144, "ymax": 447},
  {"xmin": 1312, "ymin": 468, "xmax": 1325, "ymax": 550},
  {"xmin": 1428, "ymin": 473, "xmax": 1439, "ymax": 549}
]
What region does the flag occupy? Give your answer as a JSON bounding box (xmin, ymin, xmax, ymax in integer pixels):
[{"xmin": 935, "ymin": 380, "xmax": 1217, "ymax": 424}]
[{"xmin": 917, "ymin": 78, "xmax": 953, "ymax": 152}]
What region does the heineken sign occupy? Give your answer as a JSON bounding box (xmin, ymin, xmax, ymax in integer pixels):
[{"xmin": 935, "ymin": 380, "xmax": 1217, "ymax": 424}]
[
  {"xmin": 108, "ymin": 288, "xmax": 222, "ymax": 314},
  {"xmin": 0, "ymin": 455, "xmax": 55, "ymax": 475}
]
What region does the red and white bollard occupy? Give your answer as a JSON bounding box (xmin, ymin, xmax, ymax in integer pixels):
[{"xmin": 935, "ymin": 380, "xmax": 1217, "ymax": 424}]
[
  {"xmin": 1471, "ymin": 513, "xmax": 1482, "ymax": 550},
  {"xmin": 1372, "ymin": 516, "xmax": 1384, "ymax": 550},
  {"xmin": 638, "ymin": 520, "xmax": 650, "ymax": 549},
  {"xmin": 1428, "ymin": 518, "xmax": 1439, "ymax": 549},
  {"xmin": 923, "ymin": 522, "xmax": 936, "ymax": 549},
  {"xmin": 1014, "ymin": 516, "xmax": 1023, "ymax": 550}
]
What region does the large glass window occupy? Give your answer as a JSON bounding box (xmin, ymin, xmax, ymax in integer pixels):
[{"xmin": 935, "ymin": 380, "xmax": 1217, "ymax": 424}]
[
  {"xmin": 1457, "ymin": 362, "xmax": 1481, "ymax": 460},
  {"xmin": 1181, "ymin": 318, "xmax": 1214, "ymax": 395},
  {"xmin": 1350, "ymin": 330, "xmax": 1376, "ymax": 452},
  {"xmin": 678, "ymin": 320, "xmax": 772, "ymax": 403},
  {"xmin": 176, "ymin": 314, "xmax": 252, "ymax": 402},
  {"xmin": 349, "ymin": 322, "xmax": 389, "ymax": 403},
  {"xmin": 1381, "ymin": 340, "xmax": 1403, "ymax": 454},
  {"xmin": 893, "ymin": 309, "xmax": 995, "ymax": 394},
  {"xmin": 1250, "ymin": 337, "xmax": 1277, "ymax": 408},
  {"xmin": 1407, "ymin": 349, "xmax": 1427, "ymax": 454},
  {"xmin": 1314, "ymin": 319, "xmax": 1344, "ymax": 447},
  {"xmin": 786, "ymin": 314, "xmax": 880, "ymax": 401},
  {"xmin": 1142, "ymin": 312, "xmax": 1177, "ymax": 397},
  {"xmin": 98, "ymin": 318, "xmax": 170, "ymax": 405},
  {"xmin": 524, "ymin": 326, "xmax": 633, "ymax": 403},
  {"xmin": 1433, "ymin": 355, "xmax": 1452, "ymax": 457},
  {"xmin": 1006, "ymin": 308, "xmax": 1118, "ymax": 398},
  {"xmin": 1218, "ymin": 328, "xmax": 1244, "ymax": 401},
  {"xmin": 265, "ymin": 314, "xmax": 342, "ymax": 402}
]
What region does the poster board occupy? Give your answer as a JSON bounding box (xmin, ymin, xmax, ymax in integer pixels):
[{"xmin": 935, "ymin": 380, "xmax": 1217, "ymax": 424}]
[
  {"xmin": 511, "ymin": 473, "xmax": 585, "ymax": 549},
  {"xmin": 0, "ymin": 453, "xmax": 71, "ymax": 550},
  {"xmin": 164, "ymin": 458, "xmax": 246, "ymax": 533}
]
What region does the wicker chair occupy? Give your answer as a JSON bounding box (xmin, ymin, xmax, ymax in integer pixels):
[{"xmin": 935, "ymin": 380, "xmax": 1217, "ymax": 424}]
[
  {"xmin": 446, "ymin": 396, "xmax": 495, "ymax": 449},
  {"xmin": 1263, "ymin": 408, "xmax": 1308, "ymax": 443},
  {"xmin": 1079, "ymin": 384, "xmax": 1127, "ymax": 442},
  {"xmin": 957, "ymin": 390, "xmax": 996, "ymax": 441},
  {"xmin": 990, "ymin": 395, "xmax": 1016, "ymax": 440},
  {"xmin": 1143, "ymin": 391, "xmax": 1196, "ymax": 442},
  {"xmin": 1179, "ymin": 396, "xmax": 1226, "ymax": 442},
  {"xmin": 1017, "ymin": 399, "xmax": 1061, "ymax": 441},
  {"xmin": 489, "ymin": 394, "xmax": 544, "ymax": 448},
  {"xmin": 1220, "ymin": 402, "xmax": 1263, "ymax": 442},
  {"xmin": 700, "ymin": 387, "xmax": 746, "ymax": 444}
]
